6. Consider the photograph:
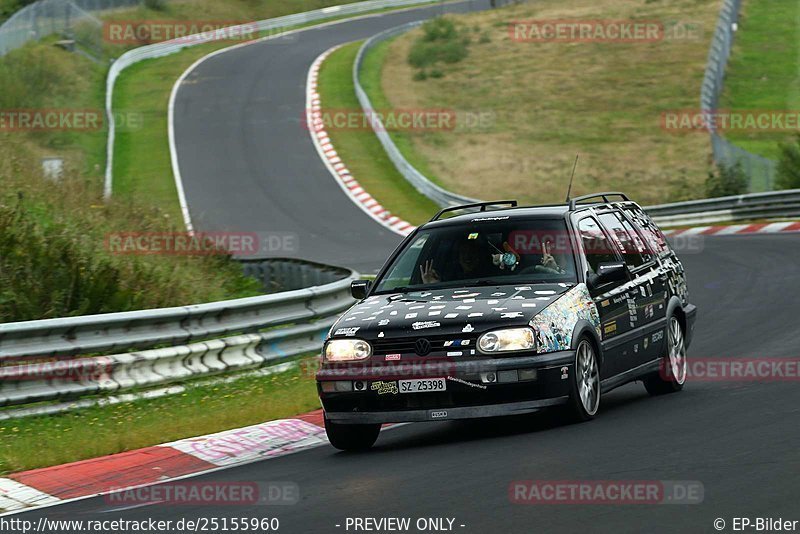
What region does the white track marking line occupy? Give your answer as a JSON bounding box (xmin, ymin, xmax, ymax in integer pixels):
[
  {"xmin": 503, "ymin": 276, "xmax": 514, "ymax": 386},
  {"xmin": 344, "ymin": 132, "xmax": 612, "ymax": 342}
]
[
  {"xmin": 0, "ymin": 478, "xmax": 60, "ymax": 514},
  {"xmin": 714, "ymin": 224, "xmax": 752, "ymax": 235},
  {"xmin": 759, "ymin": 221, "xmax": 794, "ymax": 233}
]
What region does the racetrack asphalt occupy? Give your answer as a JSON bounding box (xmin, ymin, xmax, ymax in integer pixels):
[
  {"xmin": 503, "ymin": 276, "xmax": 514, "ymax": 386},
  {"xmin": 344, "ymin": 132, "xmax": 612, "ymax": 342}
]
[
  {"xmin": 16, "ymin": 233, "xmax": 800, "ymax": 533},
  {"xmin": 172, "ymin": 0, "xmax": 492, "ymax": 274}
]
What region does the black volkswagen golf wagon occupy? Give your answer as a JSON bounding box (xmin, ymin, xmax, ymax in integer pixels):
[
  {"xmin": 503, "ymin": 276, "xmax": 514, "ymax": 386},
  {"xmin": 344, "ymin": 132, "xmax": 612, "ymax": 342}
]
[{"xmin": 317, "ymin": 193, "xmax": 697, "ymax": 450}]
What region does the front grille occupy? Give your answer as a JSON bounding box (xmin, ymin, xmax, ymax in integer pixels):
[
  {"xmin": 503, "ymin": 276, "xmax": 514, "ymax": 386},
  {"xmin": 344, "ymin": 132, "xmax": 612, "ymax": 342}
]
[{"xmin": 372, "ymin": 335, "xmax": 476, "ymax": 356}]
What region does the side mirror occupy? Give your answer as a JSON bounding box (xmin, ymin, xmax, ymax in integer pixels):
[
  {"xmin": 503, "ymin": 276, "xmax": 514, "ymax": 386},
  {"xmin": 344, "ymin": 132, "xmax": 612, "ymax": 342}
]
[
  {"xmin": 588, "ymin": 261, "xmax": 628, "ymax": 289},
  {"xmin": 350, "ymin": 279, "xmax": 372, "ymax": 300}
]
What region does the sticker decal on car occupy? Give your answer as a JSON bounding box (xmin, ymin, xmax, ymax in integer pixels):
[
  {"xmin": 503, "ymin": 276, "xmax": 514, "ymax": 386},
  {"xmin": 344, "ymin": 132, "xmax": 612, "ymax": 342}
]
[
  {"xmin": 412, "ymin": 321, "xmax": 441, "ymax": 330},
  {"xmin": 530, "ymin": 284, "xmax": 601, "ymax": 353},
  {"xmin": 370, "ymin": 381, "xmax": 398, "ymax": 395},
  {"xmin": 334, "ymin": 327, "xmax": 360, "ymax": 336}
]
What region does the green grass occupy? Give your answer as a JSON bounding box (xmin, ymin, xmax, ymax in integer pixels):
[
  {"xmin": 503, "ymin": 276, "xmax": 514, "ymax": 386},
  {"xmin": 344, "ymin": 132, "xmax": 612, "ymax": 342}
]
[
  {"xmin": 317, "ymin": 41, "xmax": 440, "ymax": 225},
  {"xmin": 376, "ymin": 0, "xmax": 723, "ymax": 205},
  {"xmin": 360, "ymin": 35, "xmax": 448, "ymax": 188},
  {"xmin": 0, "ymin": 360, "xmax": 320, "ymax": 474},
  {"xmin": 720, "ymin": 0, "xmax": 800, "ymax": 161},
  {"xmin": 113, "ymin": 49, "xmax": 201, "ymax": 221}
]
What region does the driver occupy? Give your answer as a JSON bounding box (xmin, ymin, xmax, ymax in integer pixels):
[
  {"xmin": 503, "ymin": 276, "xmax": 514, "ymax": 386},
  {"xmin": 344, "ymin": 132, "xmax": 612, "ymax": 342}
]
[
  {"xmin": 537, "ymin": 240, "xmax": 566, "ymax": 274},
  {"xmin": 420, "ymin": 239, "xmax": 490, "ymax": 284}
]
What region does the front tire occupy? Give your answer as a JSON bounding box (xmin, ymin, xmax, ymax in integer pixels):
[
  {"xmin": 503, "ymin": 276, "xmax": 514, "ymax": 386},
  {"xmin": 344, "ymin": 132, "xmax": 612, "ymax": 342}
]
[
  {"xmin": 644, "ymin": 315, "xmax": 687, "ymax": 395},
  {"xmin": 324, "ymin": 417, "xmax": 380, "ymax": 451},
  {"xmin": 565, "ymin": 338, "xmax": 601, "ymax": 421}
]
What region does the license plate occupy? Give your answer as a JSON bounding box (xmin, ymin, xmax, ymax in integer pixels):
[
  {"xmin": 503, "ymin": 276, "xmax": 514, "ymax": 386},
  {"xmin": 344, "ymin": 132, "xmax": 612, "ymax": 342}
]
[{"xmin": 398, "ymin": 378, "xmax": 446, "ymax": 394}]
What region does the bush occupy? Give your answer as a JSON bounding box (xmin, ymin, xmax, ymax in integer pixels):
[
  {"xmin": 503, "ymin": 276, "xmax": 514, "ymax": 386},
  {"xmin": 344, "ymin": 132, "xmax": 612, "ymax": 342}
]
[
  {"xmin": 0, "ymin": 190, "xmax": 261, "ymax": 322},
  {"xmin": 144, "ymin": 0, "xmax": 167, "ymax": 10},
  {"xmin": 0, "ymin": 0, "xmax": 36, "ymax": 23},
  {"xmin": 776, "ymin": 134, "xmax": 800, "ymax": 189},
  {"xmin": 408, "ymin": 17, "xmax": 469, "ymax": 73},
  {"xmin": 0, "ymin": 142, "xmax": 262, "ymax": 322},
  {"xmin": 705, "ymin": 163, "xmax": 749, "ymax": 197},
  {"xmin": 0, "ymin": 43, "xmax": 89, "ymax": 110},
  {"xmin": 422, "ymin": 17, "xmax": 458, "ymax": 42}
]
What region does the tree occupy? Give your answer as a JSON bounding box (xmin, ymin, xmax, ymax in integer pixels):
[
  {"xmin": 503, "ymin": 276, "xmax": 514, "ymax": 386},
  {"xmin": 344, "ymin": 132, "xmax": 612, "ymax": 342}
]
[
  {"xmin": 776, "ymin": 134, "xmax": 800, "ymax": 190},
  {"xmin": 705, "ymin": 163, "xmax": 748, "ymax": 198}
]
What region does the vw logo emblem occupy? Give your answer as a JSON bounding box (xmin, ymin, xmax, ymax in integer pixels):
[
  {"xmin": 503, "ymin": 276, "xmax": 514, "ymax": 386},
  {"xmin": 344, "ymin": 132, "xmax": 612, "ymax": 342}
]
[{"xmin": 415, "ymin": 338, "xmax": 432, "ymax": 356}]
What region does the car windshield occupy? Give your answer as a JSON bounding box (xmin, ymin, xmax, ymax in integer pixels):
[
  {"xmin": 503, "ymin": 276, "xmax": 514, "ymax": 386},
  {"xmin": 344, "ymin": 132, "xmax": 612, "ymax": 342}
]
[{"xmin": 373, "ymin": 217, "xmax": 578, "ymax": 294}]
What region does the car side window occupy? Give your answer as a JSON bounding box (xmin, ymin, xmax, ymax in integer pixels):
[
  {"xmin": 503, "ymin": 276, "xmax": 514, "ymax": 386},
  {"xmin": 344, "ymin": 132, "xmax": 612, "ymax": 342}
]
[
  {"xmin": 578, "ymin": 217, "xmax": 618, "ymax": 274},
  {"xmin": 598, "ymin": 212, "xmax": 648, "ymax": 269},
  {"xmin": 622, "ymin": 206, "xmax": 668, "ymax": 257}
]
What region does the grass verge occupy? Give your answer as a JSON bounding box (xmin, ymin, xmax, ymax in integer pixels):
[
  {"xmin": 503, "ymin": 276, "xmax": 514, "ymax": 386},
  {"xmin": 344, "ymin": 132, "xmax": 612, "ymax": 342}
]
[
  {"xmin": 0, "ymin": 360, "xmax": 320, "ymax": 474},
  {"xmin": 720, "ymin": 0, "xmax": 800, "ymax": 161},
  {"xmin": 360, "ymin": 35, "xmax": 448, "ymax": 188},
  {"xmin": 317, "ymin": 41, "xmax": 440, "ymax": 225},
  {"xmin": 377, "ymin": 0, "xmax": 722, "ymax": 205}
]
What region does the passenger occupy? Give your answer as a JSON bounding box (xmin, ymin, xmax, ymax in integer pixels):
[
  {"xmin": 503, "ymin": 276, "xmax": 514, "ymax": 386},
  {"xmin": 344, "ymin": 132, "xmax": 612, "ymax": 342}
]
[{"xmin": 420, "ymin": 239, "xmax": 491, "ymax": 284}]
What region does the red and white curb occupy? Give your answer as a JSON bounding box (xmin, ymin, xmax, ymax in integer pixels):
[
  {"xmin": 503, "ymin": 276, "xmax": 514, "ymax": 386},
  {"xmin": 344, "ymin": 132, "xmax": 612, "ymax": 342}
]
[
  {"xmin": 306, "ymin": 45, "xmax": 417, "ymax": 237},
  {"xmin": 662, "ymin": 221, "xmax": 800, "ymax": 237},
  {"xmin": 0, "ymin": 411, "xmax": 328, "ymax": 515}
]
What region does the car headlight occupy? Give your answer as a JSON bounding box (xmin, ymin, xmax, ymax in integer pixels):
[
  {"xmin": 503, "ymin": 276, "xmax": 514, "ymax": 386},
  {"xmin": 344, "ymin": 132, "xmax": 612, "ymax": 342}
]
[
  {"xmin": 324, "ymin": 339, "xmax": 372, "ymax": 361},
  {"xmin": 477, "ymin": 327, "xmax": 535, "ymax": 353}
]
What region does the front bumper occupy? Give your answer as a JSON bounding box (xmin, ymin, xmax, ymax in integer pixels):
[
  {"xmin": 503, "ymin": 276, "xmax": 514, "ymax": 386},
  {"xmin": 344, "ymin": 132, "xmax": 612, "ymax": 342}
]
[{"xmin": 317, "ymin": 350, "xmax": 575, "ymax": 424}]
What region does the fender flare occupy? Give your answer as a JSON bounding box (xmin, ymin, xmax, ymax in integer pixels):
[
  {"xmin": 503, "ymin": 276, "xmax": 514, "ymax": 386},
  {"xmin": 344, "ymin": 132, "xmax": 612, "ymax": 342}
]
[{"xmin": 571, "ymin": 319, "xmax": 603, "ymax": 367}]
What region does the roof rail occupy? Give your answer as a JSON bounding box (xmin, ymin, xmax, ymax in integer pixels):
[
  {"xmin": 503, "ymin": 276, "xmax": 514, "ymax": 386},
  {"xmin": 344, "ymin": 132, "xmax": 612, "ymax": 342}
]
[
  {"xmin": 430, "ymin": 200, "xmax": 518, "ymax": 222},
  {"xmin": 568, "ymin": 192, "xmax": 630, "ymax": 210}
]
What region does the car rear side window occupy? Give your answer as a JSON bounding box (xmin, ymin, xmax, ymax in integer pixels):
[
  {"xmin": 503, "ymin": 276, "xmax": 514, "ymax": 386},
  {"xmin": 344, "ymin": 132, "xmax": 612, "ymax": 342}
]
[
  {"xmin": 598, "ymin": 212, "xmax": 648, "ymax": 269},
  {"xmin": 578, "ymin": 217, "xmax": 618, "ymax": 274},
  {"xmin": 622, "ymin": 206, "xmax": 669, "ymax": 256}
]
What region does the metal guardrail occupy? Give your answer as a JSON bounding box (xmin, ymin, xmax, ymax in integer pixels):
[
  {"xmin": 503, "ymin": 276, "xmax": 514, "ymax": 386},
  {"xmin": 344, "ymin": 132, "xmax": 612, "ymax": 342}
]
[
  {"xmin": 701, "ymin": 0, "xmax": 777, "ymax": 191},
  {"xmin": 353, "ymin": 21, "xmax": 479, "ymax": 208},
  {"xmin": 0, "ymin": 261, "xmax": 356, "ymax": 409},
  {"xmin": 104, "ymin": 0, "xmax": 445, "ymax": 198},
  {"xmin": 645, "ymin": 189, "xmax": 800, "ymax": 226}
]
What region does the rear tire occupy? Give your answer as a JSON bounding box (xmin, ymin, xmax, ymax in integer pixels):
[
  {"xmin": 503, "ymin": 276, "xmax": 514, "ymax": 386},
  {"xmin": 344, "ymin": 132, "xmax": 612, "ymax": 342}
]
[
  {"xmin": 564, "ymin": 338, "xmax": 601, "ymax": 422},
  {"xmin": 324, "ymin": 417, "xmax": 380, "ymax": 451},
  {"xmin": 644, "ymin": 315, "xmax": 687, "ymax": 395}
]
